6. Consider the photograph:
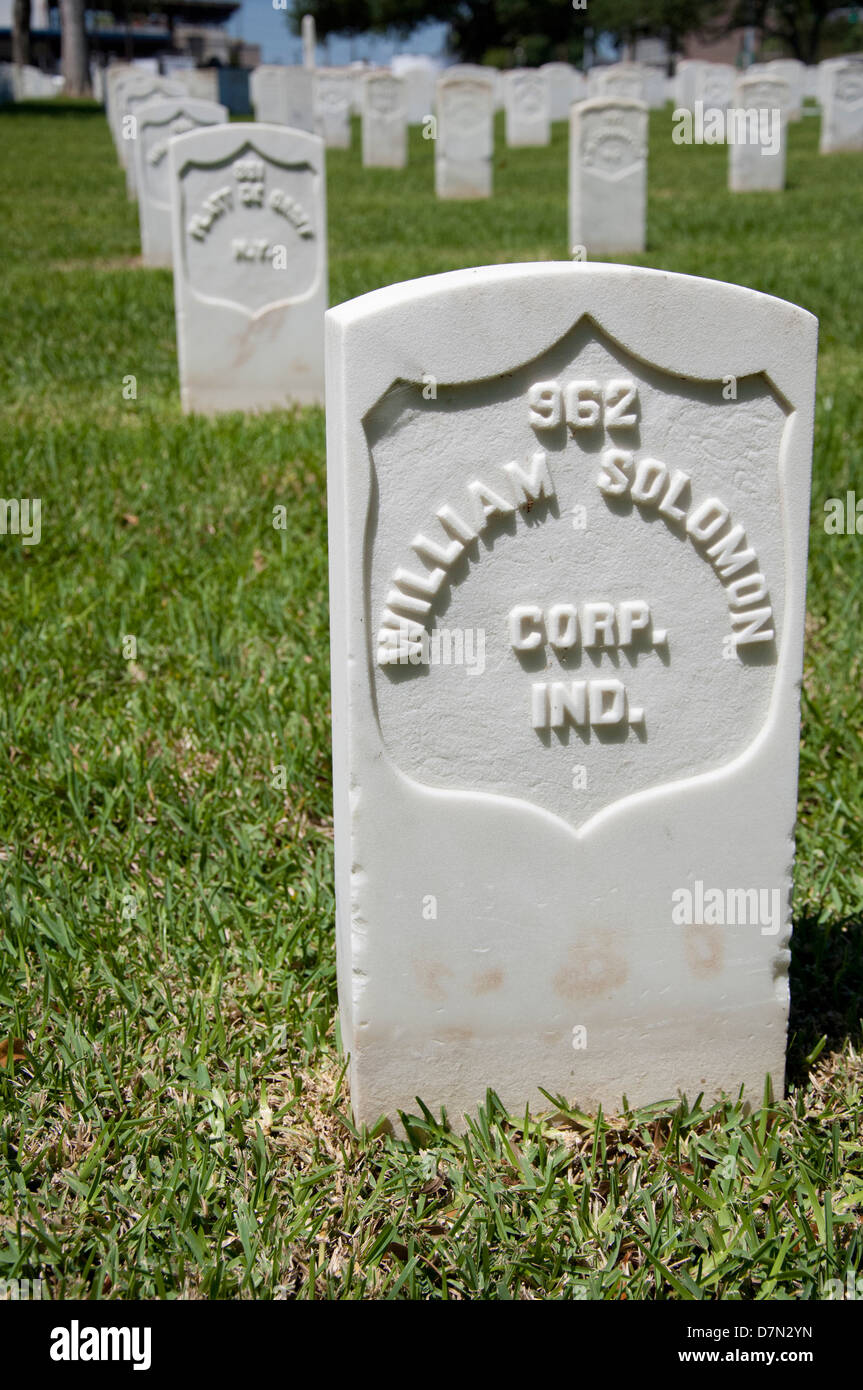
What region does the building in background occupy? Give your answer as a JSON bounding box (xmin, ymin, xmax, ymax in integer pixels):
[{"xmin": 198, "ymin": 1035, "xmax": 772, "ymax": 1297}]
[{"xmin": 0, "ymin": 1, "xmax": 258, "ymax": 70}]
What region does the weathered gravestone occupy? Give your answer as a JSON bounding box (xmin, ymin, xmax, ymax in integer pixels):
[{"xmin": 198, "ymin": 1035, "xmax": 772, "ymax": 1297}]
[
  {"xmin": 675, "ymin": 59, "xmax": 706, "ymax": 111},
  {"xmin": 169, "ymin": 123, "xmax": 327, "ymax": 414},
  {"xmin": 569, "ymin": 98, "xmax": 647, "ymax": 256},
  {"xmin": 361, "ymin": 71, "xmax": 407, "ymax": 168},
  {"xmin": 503, "ymin": 68, "xmax": 551, "ymax": 147},
  {"xmin": 641, "ymin": 67, "xmax": 667, "ymax": 110},
  {"xmin": 819, "ymin": 61, "xmax": 863, "ymax": 153},
  {"xmin": 595, "ymin": 63, "xmax": 646, "ymax": 103},
  {"xmin": 135, "ymin": 97, "xmax": 228, "ymax": 267},
  {"xmin": 117, "ymin": 74, "xmax": 186, "ymax": 196},
  {"xmin": 177, "ymin": 68, "xmax": 220, "ymax": 104},
  {"xmin": 729, "ymin": 75, "xmax": 788, "ymax": 192},
  {"xmin": 695, "ymin": 63, "xmax": 736, "ymax": 112},
  {"xmin": 768, "ymin": 59, "xmax": 805, "ymax": 120},
  {"xmin": 302, "ymin": 13, "xmax": 316, "ymax": 70},
  {"xmin": 325, "ymin": 261, "xmax": 817, "ymax": 1130},
  {"xmin": 540, "ymin": 62, "xmax": 580, "ymax": 121},
  {"xmin": 315, "ymin": 69, "xmax": 353, "ymax": 148},
  {"xmin": 105, "ymin": 63, "xmax": 135, "ymax": 150},
  {"xmin": 435, "ymin": 70, "xmax": 495, "ymax": 200},
  {"xmin": 392, "ymin": 56, "xmax": 437, "ymax": 124},
  {"xmin": 250, "ymin": 65, "xmax": 315, "ymax": 132},
  {"xmin": 818, "ymin": 54, "xmax": 863, "ymax": 108}
]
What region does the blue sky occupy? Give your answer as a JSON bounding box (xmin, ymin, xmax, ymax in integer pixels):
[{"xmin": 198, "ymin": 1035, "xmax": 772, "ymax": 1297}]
[{"xmin": 226, "ymin": 0, "xmax": 451, "ymax": 65}]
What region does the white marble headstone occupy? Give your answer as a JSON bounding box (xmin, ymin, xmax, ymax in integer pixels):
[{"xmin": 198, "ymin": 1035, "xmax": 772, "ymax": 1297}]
[
  {"xmin": 392, "ymin": 57, "xmax": 437, "ymax": 125},
  {"xmin": 326, "ymin": 261, "xmax": 817, "ymax": 1131},
  {"xmin": 361, "ymin": 72, "xmax": 407, "ymax": 168},
  {"xmin": 435, "ymin": 70, "xmax": 495, "ymax": 200},
  {"xmin": 539, "ymin": 62, "xmax": 579, "ymax": 121},
  {"xmin": 596, "ymin": 63, "xmax": 646, "ymax": 103},
  {"xmin": 729, "ymin": 76, "xmax": 788, "ymax": 192},
  {"xmin": 169, "ymin": 123, "xmax": 327, "ymax": 414},
  {"xmin": 177, "ymin": 69, "xmax": 220, "ymax": 104},
  {"xmin": 818, "ymin": 54, "xmax": 863, "ymax": 108},
  {"xmin": 315, "ymin": 69, "xmax": 353, "ymax": 148},
  {"xmin": 695, "ymin": 63, "xmax": 736, "ymax": 111},
  {"xmin": 819, "ymin": 61, "xmax": 863, "ymax": 153},
  {"xmin": 642, "ymin": 67, "xmax": 667, "ymax": 109},
  {"xmin": 768, "ymin": 59, "xmax": 805, "ymax": 119},
  {"xmin": 106, "ymin": 64, "xmax": 134, "ymax": 151},
  {"xmin": 117, "ymin": 75, "xmax": 186, "ymax": 196},
  {"xmin": 503, "ymin": 68, "xmax": 551, "ymax": 147},
  {"xmin": 675, "ymin": 59, "xmax": 706, "ymax": 111},
  {"xmin": 302, "ymin": 13, "xmax": 316, "ymax": 70},
  {"xmin": 250, "ymin": 66, "xmax": 315, "ymax": 132},
  {"xmin": 135, "ymin": 97, "xmax": 228, "ymax": 267},
  {"xmin": 569, "ymin": 98, "xmax": 647, "ymax": 257}
]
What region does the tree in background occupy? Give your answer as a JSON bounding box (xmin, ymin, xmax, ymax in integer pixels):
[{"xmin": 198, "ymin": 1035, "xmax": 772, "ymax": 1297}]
[
  {"xmin": 588, "ymin": 0, "xmax": 713, "ymax": 66},
  {"xmin": 60, "ymin": 0, "xmax": 90, "ymax": 95},
  {"xmin": 12, "ymin": 0, "xmax": 31, "ymax": 69},
  {"xmin": 290, "ymin": 0, "xmax": 592, "ymax": 65},
  {"xmin": 701, "ymin": 0, "xmax": 847, "ymax": 65},
  {"xmin": 289, "ymin": 0, "xmax": 848, "ymax": 66}
]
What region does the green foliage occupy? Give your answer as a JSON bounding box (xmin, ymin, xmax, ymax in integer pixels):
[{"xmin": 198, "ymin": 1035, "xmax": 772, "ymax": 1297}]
[
  {"xmin": 0, "ymin": 99, "xmax": 861, "ymax": 1299},
  {"xmin": 291, "ymin": 0, "xmax": 590, "ymax": 64}
]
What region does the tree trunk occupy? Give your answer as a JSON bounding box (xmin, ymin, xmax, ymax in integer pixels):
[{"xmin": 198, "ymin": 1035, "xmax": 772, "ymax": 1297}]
[
  {"xmin": 12, "ymin": 0, "xmax": 31, "ymax": 69},
  {"xmin": 60, "ymin": 0, "xmax": 90, "ymax": 97}
]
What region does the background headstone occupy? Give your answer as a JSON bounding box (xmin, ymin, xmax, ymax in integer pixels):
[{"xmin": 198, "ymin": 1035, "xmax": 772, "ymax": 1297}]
[
  {"xmin": 768, "ymin": 58, "xmax": 805, "ymax": 120},
  {"xmin": 675, "ymin": 59, "xmax": 706, "ymax": 111},
  {"xmin": 503, "ymin": 68, "xmax": 551, "ymax": 147},
  {"xmin": 695, "ymin": 63, "xmax": 736, "ymax": 111},
  {"xmin": 251, "ymin": 65, "xmax": 315, "ymax": 132},
  {"xmin": 729, "ymin": 75, "xmax": 788, "ymax": 192},
  {"xmin": 302, "ymin": 13, "xmax": 316, "ymax": 70},
  {"xmin": 540, "ymin": 62, "xmax": 578, "ymax": 121},
  {"xmin": 315, "ymin": 69, "xmax": 353, "ymax": 148},
  {"xmin": 817, "ymin": 55, "xmax": 863, "ymax": 107},
  {"xmin": 117, "ymin": 74, "xmax": 186, "ymax": 197},
  {"xmin": 642, "ymin": 66, "xmax": 667, "ymax": 109},
  {"xmin": 169, "ymin": 122, "xmax": 327, "ymax": 413},
  {"xmin": 435, "ymin": 70, "xmax": 495, "ymax": 200},
  {"xmin": 569, "ymin": 98, "xmax": 647, "ymax": 256},
  {"xmin": 596, "ymin": 63, "xmax": 646, "ymax": 103},
  {"xmin": 106, "ymin": 64, "xmax": 135, "ymax": 149},
  {"xmin": 325, "ymin": 261, "xmax": 817, "ymax": 1131},
  {"xmin": 819, "ymin": 61, "xmax": 863, "ymax": 153},
  {"xmin": 135, "ymin": 96, "xmax": 228, "ymax": 267},
  {"xmin": 177, "ymin": 69, "xmax": 219, "ymax": 104},
  {"xmin": 392, "ymin": 55, "xmax": 437, "ymax": 124},
  {"xmin": 361, "ymin": 72, "xmax": 407, "ymax": 168}
]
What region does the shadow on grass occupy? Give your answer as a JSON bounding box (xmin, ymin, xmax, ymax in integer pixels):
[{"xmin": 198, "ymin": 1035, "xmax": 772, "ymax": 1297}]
[
  {"xmin": 0, "ymin": 100, "xmax": 103, "ymax": 117},
  {"xmin": 787, "ymin": 911, "xmax": 863, "ymax": 1085}
]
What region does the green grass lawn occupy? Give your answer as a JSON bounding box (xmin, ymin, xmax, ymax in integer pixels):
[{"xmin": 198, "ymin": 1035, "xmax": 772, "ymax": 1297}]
[{"xmin": 0, "ymin": 98, "xmax": 861, "ymax": 1301}]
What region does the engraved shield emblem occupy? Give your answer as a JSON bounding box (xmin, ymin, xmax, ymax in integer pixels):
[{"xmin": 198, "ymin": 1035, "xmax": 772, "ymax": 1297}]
[
  {"xmin": 365, "ymin": 318, "xmax": 786, "ymax": 834},
  {"xmin": 179, "ymin": 147, "xmax": 321, "ymax": 315}
]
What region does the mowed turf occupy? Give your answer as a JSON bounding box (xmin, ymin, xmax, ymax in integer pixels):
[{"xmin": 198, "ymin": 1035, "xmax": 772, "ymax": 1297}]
[{"xmin": 0, "ymin": 99, "xmax": 861, "ymax": 1300}]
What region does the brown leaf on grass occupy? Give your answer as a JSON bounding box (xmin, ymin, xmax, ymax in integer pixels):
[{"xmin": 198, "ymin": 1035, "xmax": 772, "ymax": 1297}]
[
  {"xmin": 420, "ymin": 1175, "xmax": 446, "ymax": 1196},
  {"xmin": 120, "ymin": 513, "xmax": 139, "ymax": 527},
  {"xmin": 0, "ymin": 1038, "xmax": 26, "ymax": 1069}
]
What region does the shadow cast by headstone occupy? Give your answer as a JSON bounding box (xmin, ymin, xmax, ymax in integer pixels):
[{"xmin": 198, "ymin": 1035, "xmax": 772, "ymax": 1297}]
[
  {"xmin": 786, "ymin": 910, "xmax": 863, "ymax": 1086},
  {"xmin": 1, "ymin": 100, "xmax": 104, "ymax": 118}
]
